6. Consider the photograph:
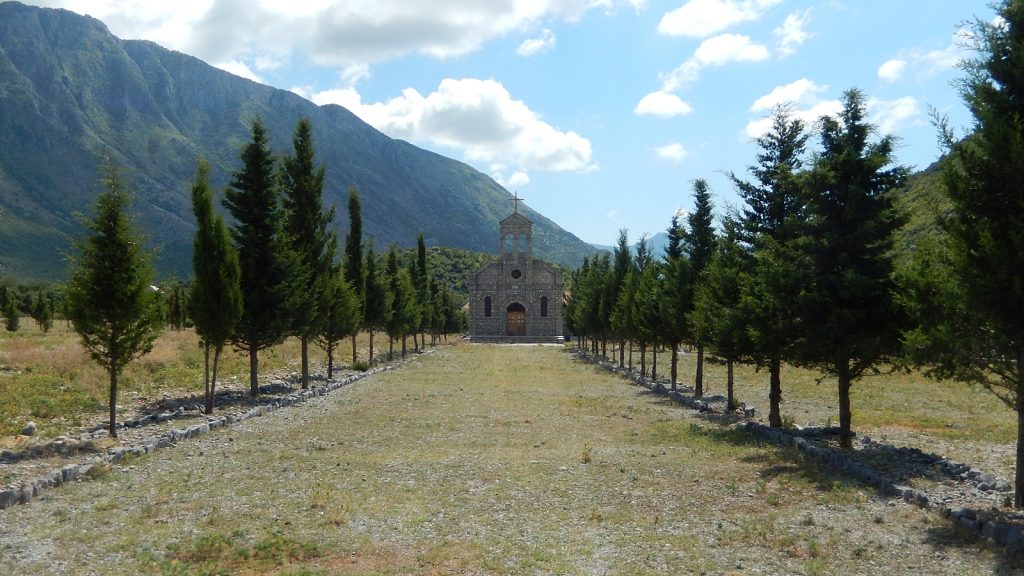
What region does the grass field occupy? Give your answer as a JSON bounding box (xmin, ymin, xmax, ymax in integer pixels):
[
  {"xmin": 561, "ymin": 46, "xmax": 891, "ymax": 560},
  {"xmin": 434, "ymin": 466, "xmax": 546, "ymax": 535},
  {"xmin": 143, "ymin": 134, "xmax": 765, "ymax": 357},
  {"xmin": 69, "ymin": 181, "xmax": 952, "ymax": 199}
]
[
  {"xmin": 0, "ymin": 319, "xmax": 403, "ymax": 439},
  {"xmin": 0, "ymin": 345, "xmax": 1017, "ymax": 575}
]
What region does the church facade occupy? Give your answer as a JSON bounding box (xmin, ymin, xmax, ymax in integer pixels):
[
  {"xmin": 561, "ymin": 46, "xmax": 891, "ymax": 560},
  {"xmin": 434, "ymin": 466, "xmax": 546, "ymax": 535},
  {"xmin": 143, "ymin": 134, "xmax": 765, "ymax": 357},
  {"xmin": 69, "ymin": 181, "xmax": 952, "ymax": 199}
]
[{"xmin": 468, "ymin": 206, "xmax": 564, "ymax": 343}]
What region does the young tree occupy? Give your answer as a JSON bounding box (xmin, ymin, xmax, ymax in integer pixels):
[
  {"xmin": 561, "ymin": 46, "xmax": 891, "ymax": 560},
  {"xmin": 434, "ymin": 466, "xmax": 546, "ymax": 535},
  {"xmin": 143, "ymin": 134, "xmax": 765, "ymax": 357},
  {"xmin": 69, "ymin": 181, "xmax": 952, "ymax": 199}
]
[
  {"xmin": 362, "ymin": 243, "xmax": 390, "ymax": 364},
  {"xmin": 730, "ymin": 105, "xmax": 811, "ymax": 428},
  {"xmin": 663, "ymin": 214, "xmax": 692, "ymax": 389},
  {"xmin": 222, "ymin": 117, "xmax": 299, "ymax": 396},
  {"xmin": 190, "ymin": 159, "xmax": 243, "ymax": 414},
  {"xmin": 907, "ymin": 0, "xmax": 1024, "ymax": 507},
  {"xmin": 693, "ymin": 216, "xmax": 749, "ymax": 409},
  {"xmin": 412, "ymin": 234, "xmax": 429, "ymax": 351},
  {"xmin": 343, "ymin": 186, "xmax": 365, "ymax": 363},
  {"xmin": 282, "ymin": 118, "xmax": 334, "ymax": 389},
  {"xmin": 31, "ymin": 291, "xmax": 53, "ymax": 333},
  {"xmin": 795, "ymin": 88, "xmax": 907, "ymax": 449},
  {"xmin": 65, "ymin": 161, "xmax": 163, "ymax": 437},
  {"xmin": 384, "ymin": 246, "xmax": 416, "ymax": 358},
  {"xmin": 683, "ymin": 179, "xmax": 716, "ymax": 396},
  {"xmin": 608, "ymin": 230, "xmax": 632, "ymax": 367},
  {"xmin": 4, "ymin": 298, "xmax": 18, "ymax": 332},
  {"xmin": 318, "ymin": 265, "xmax": 360, "ymax": 379}
]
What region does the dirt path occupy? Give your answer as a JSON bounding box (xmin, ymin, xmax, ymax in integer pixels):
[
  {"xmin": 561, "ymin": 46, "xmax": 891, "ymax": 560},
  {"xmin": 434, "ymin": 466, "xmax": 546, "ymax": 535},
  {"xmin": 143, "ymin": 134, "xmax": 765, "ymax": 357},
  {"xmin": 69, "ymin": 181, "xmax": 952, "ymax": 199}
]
[{"xmin": 0, "ymin": 345, "xmax": 1017, "ymax": 575}]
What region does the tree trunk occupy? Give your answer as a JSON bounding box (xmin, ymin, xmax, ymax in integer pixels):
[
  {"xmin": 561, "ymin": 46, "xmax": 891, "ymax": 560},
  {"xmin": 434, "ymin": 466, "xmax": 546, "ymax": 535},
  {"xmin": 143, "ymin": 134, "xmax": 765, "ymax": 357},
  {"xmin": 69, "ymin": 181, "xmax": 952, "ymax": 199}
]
[
  {"xmin": 108, "ymin": 365, "xmax": 118, "ymax": 438},
  {"xmin": 628, "ymin": 342, "xmax": 633, "ymax": 370},
  {"xmin": 670, "ymin": 345, "xmax": 678, "ymax": 390},
  {"xmin": 695, "ymin": 344, "xmax": 704, "ymax": 397},
  {"xmin": 389, "ymin": 337, "xmax": 394, "ymax": 357},
  {"xmin": 327, "ymin": 342, "xmax": 334, "ymax": 380},
  {"xmin": 249, "ymin": 347, "xmax": 259, "ymax": 396},
  {"xmin": 838, "ymin": 362, "xmax": 853, "ymax": 449},
  {"xmin": 209, "ymin": 345, "xmax": 222, "ymax": 415},
  {"xmin": 402, "ymin": 335, "xmax": 407, "ymax": 358},
  {"xmin": 601, "ymin": 337, "xmax": 607, "ymax": 359},
  {"xmin": 1016, "ymin": 389, "xmax": 1024, "ymax": 508},
  {"xmin": 351, "ymin": 334, "xmax": 357, "ymax": 364},
  {"xmin": 203, "ymin": 343, "xmax": 212, "ymax": 414},
  {"xmin": 768, "ymin": 355, "xmax": 782, "ymax": 428},
  {"xmin": 727, "ymin": 359, "xmax": 735, "ymax": 410},
  {"xmin": 651, "ymin": 346, "xmax": 657, "ymax": 381},
  {"xmin": 369, "ymin": 331, "xmax": 375, "ymax": 365},
  {"xmin": 300, "ymin": 335, "xmax": 309, "ymax": 390},
  {"xmin": 619, "ymin": 339, "xmax": 625, "ymax": 369},
  {"xmin": 640, "ymin": 343, "xmax": 647, "ymax": 377}
]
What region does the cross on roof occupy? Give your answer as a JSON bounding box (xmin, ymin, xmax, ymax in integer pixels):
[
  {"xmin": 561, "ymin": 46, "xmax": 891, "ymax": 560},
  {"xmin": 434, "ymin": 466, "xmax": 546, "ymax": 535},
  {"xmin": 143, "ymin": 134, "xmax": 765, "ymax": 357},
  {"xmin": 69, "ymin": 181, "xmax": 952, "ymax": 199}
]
[{"xmin": 510, "ymin": 191, "xmax": 524, "ymax": 214}]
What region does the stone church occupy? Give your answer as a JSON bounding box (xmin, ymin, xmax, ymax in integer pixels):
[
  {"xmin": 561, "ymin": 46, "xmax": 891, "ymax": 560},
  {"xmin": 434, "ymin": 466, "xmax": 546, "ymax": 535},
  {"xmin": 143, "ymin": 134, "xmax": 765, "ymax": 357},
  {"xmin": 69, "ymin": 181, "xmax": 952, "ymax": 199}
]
[{"xmin": 468, "ymin": 199, "xmax": 564, "ymax": 342}]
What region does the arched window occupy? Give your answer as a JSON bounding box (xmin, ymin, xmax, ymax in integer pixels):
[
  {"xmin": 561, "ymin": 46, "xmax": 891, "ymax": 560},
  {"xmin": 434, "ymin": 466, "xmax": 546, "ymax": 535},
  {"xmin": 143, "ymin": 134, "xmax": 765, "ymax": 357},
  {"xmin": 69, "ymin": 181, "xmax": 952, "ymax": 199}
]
[
  {"xmin": 540, "ymin": 296, "xmax": 548, "ymax": 318},
  {"xmin": 484, "ymin": 296, "xmax": 492, "ymax": 318}
]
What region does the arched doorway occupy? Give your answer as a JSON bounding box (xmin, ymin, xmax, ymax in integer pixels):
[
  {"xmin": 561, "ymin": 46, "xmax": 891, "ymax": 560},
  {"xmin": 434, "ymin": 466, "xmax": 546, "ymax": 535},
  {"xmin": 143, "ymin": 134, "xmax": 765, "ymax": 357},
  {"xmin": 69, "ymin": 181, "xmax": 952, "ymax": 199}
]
[{"xmin": 506, "ymin": 302, "xmax": 526, "ymax": 336}]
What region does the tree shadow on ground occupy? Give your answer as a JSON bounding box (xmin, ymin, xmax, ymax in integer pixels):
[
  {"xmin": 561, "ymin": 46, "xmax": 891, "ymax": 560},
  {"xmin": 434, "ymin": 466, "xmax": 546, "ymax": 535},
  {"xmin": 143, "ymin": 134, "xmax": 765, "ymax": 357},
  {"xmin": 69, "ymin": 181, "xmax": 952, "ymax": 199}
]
[{"xmin": 922, "ymin": 522, "xmax": 1024, "ymax": 574}]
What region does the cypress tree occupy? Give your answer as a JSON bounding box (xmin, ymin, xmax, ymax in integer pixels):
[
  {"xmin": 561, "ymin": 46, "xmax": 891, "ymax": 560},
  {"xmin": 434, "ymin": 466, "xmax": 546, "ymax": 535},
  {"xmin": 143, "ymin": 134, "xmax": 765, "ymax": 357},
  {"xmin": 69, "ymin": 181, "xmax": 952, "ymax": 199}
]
[
  {"xmin": 282, "ymin": 118, "xmax": 334, "ymax": 390},
  {"xmin": 683, "ymin": 179, "xmax": 716, "ymax": 397},
  {"xmin": 663, "ymin": 215, "xmax": 691, "ymax": 388},
  {"xmin": 343, "ymin": 186, "xmax": 365, "ymax": 363},
  {"xmin": 693, "ymin": 216, "xmax": 749, "ymax": 409},
  {"xmin": 190, "ymin": 159, "xmax": 243, "ymax": 414},
  {"xmin": 905, "ymin": 0, "xmax": 1024, "ymax": 506},
  {"xmin": 3, "ymin": 298, "xmax": 18, "ymax": 332},
  {"xmin": 730, "ymin": 105, "xmax": 810, "ymax": 428},
  {"xmin": 795, "ymin": 88, "xmax": 907, "ymax": 449},
  {"xmin": 318, "ymin": 265, "xmax": 360, "ymax": 379},
  {"xmin": 65, "ymin": 161, "xmax": 163, "ymax": 437},
  {"xmin": 362, "ymin": 243, "xmax": 391, "ymax": 363},
  {"xmin": 31, "ymin": 291, "xmax": 53, "ymax": 333},
  {"xmin": 222, "ymin": 117, "xmax": 298, "ymax": 396}
]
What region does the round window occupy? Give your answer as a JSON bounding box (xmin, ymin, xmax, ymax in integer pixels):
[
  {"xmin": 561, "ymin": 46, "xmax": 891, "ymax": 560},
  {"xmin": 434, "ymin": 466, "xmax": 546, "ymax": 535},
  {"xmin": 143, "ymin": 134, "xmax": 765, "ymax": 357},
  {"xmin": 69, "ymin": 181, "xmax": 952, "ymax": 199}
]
[{"xmin": 511, "ymin": 269, "xmax": 522, "ymax": 279}]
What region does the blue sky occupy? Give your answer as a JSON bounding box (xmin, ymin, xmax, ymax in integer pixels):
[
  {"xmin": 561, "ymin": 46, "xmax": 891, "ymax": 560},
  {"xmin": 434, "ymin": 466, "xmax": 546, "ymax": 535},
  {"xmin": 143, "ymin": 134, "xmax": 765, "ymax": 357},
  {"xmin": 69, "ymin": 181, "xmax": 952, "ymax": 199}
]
[{"xmin": 28, "ymin": 0, "xmax": 995, "ymax": 246}]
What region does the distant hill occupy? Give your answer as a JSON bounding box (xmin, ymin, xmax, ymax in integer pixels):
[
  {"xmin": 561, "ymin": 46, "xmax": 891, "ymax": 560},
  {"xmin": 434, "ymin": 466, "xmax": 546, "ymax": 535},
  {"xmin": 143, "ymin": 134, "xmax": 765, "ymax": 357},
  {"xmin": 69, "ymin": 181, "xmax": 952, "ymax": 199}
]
[
  {"xmin": 591, "ymin": 232, "xmax": 671, "ymax": 260},
  {"xmin": 0, "ymin": 1, "xmax": 597, "ymax": 282}
]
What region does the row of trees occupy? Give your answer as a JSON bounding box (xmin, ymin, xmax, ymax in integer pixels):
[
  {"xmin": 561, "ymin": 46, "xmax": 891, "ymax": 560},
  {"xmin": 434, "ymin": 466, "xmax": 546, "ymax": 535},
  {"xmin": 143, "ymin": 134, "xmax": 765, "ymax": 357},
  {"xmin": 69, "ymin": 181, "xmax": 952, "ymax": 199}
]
[
  {"xmin": 1, "ymin": 285, "xmax": 55, "ymax": 333},
  {"xmin": 63, "ymin": 117, "xmax": 464, "ymax": 437},
  {"xmin": 567, "ymin": 0, "xmax": 1024, "ymax": 508}
]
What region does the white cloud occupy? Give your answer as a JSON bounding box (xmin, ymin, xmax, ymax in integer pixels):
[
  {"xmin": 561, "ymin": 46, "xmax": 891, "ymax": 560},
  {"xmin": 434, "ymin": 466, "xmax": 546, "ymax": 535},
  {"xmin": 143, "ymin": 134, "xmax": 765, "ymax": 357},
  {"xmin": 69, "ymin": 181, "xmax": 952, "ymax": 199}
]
[
  {"xmin": 877, "ymin": 59, "xmax": 907, "ymax": 82},
  {"xmin": 517, "ymin": 28, "xmax": 557, "ymax": 57},
  {"xmin": 634, "ymin": 91, "xmax": 693, "ymax": 117},
  {"xmin": 37, "ymin": 1, "xmax": 640, "ymax": 71},
  {"xmin": 745, "ymin": 86, "xmax": 921, "ymax": 139},
  {"xmin": 868, "ymin": 96, "xmax": 921, "ymax": 134},
  {"xmin": 658, "ymin": 33, "xmax": 769, "ymax": 94},
  {"xmin": 692, "ymin": 33, "xmax": 770, "ymax": 65},
  {"xmin": 605, "ymin": 209, "xmax": 619, "ymax": 221},
  {"xmin": 314, "ymin": 78, "xmax": 595, "ymax": 182},
  {"xmin": 214, "ymin": 59, "xmax": 263, "ymax": 82},
  {"xmin": 744, "ymin": 83, "xmax": 841, "ymax": 139},
  {"xmin": 657, "ymin": 0, "xmax": 781, "ymax": 38},
  {"xmin": 492, "ymin": 165, "xmax": 532, "ymax": 188},
  {"xmin": 878, "ymin": 28, "xmax": 971, "ymax": 84},
  {"xmin": 750, "ymin": 78, "xmax": 827, "ymax": 112},
  {"xmin": 774, "ymin": 9, "xmax": 811, "ymax": 57},
  {"xmin": 654, "ymin": 143, "xmax": 688, "ymax": 162},
  {"xmin": 340, "ymin": 63, "xmax": 371, "ymax": 86}
]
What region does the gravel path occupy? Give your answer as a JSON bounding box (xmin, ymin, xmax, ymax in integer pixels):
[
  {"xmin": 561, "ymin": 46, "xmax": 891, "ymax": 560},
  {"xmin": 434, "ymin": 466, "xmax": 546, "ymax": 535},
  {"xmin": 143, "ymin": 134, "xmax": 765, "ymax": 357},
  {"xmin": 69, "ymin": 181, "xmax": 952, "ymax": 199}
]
[{"xmin": 0, "ymin": 345, "xmax": 1020, "ymax": 575}]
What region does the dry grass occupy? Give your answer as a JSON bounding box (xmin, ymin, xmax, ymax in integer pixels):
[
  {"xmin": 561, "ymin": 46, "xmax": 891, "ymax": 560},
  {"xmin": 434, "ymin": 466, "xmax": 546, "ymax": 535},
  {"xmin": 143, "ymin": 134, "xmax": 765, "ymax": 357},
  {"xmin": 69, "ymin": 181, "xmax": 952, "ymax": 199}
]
[
  {"xmin": 599, "ymin": 343, "xmax": 1017, "ymax": 480},
  {"xmin": 0, "ymin": 345, "xmax": 1014, "ymax": 575},
  {"xmin": 0, "ymin": 321, "xmax": 396, "ymax": 438}
]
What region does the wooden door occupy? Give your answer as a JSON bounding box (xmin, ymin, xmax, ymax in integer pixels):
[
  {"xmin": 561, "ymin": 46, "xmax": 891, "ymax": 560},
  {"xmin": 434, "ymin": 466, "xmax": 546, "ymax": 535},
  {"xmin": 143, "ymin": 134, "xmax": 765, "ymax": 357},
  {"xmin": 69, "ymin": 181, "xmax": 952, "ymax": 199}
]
[{"xmin": 506, "ymin": 303, "xmax": 526, "ymax": 336}]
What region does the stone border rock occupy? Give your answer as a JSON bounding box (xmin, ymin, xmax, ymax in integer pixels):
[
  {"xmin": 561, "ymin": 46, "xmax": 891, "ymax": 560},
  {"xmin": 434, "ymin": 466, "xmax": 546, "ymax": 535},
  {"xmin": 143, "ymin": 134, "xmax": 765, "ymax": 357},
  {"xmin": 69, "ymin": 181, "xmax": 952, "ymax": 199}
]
[
  {"xmin": 569, "ymin": 347, "xmax": 1024, "ymax": 556},
  {"xmin": 0, "ymin": 352, "xmax": 430, "ymax": 511}
]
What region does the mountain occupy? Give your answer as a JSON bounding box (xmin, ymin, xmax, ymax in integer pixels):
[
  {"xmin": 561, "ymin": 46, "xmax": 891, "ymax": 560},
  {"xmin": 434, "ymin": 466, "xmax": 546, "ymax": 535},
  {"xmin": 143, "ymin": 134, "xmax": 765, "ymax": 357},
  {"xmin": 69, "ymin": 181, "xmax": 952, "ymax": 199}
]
[
  {"xmin": 0, "ymin": 1, "xmax": 597, "ymax": 282},
  {"xmin": 590, "ymin": 232, "xmax": 671, "ymax": 260}
]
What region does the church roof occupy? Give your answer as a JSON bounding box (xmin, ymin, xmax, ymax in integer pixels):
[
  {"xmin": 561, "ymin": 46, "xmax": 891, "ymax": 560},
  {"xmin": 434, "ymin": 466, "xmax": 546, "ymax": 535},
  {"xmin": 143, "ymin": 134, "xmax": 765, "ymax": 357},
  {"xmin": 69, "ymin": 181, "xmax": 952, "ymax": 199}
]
[{"xmin": 500, "ymin": 211, "xmax": 532, "ymax": 226}]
